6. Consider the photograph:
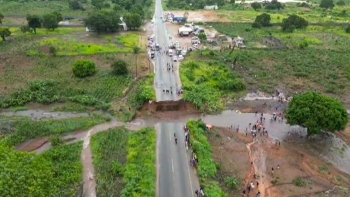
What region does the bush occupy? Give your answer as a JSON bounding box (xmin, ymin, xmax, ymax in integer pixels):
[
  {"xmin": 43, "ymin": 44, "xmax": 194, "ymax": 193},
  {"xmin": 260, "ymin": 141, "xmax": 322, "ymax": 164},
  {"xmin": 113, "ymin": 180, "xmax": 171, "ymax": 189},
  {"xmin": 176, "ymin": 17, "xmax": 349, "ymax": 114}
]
[
  {"xmin": 252, "ymin": 22, "xmax": 262, "ymax": 28},
  {"xmin": 72, "ymin": 60, "xmax": 96, "ymax": 78},
  {"xmin": 281, "ymin": 15, "xmax": 308, "ymax": 32},
  {"xmin": 294, "ymin": 177, "xmax": 306, "ymax": 187},
  {"xmin": 224, "ymin": 176, "xmax": 239, "ymax": 190},
  {"xmin": 50, "ymin": 135, "xmax": 63, "ymax": 146},
  {"xmin": 345, "ymin": 25, "xmax": 350, "ymax": 33},
  {"xmin": 111, "ymin": 59, "xmax": 129, "ymax": 75},
  {"xmin": 254, "ymin": 13, "xmax": 271, "ymax": 27}
]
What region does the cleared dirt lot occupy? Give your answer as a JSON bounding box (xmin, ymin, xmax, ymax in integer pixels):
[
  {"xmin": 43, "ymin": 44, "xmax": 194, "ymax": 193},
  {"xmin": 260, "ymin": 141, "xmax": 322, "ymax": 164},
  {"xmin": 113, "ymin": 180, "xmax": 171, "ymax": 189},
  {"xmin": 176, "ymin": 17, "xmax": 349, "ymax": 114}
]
[
  {"xmin": 208, "ymin": 127, "xmax": 350, "ymax": 197},
  {"xmin": 169, "ymin": 10, "xmax": 231, "ymax": 22}
]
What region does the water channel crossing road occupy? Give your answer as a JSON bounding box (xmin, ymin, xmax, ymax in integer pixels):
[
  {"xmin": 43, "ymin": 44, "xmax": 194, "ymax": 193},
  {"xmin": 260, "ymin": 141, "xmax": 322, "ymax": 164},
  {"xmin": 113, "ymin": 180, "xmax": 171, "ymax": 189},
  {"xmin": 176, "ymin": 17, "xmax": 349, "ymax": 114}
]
[{"xmin": 154, "ymin": 0, "xmax": 200, "ymax": 196}]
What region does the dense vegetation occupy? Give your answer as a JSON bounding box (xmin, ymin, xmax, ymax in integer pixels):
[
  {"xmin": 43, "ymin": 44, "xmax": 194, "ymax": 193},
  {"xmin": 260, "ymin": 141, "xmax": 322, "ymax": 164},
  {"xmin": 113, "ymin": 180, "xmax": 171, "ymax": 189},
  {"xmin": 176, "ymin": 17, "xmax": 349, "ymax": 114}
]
[
  {"xmin": 0, "ymin": 115, "xmax": 108, "ymax": 146},
  {"xmin": 187, "ymin": 120, "xmax": 227, "ymax": 197},
  {"xmin": 0, "ymin": 142, "xmax": 83, "ymax": 197},
  {"xmin": 286, "ymin": 92, "xmax": 348, "ymax": 136},
  {"xmin": 115, "ymin": 74, "xmax": 156, "ymax": 121},
  {"xmin": 91, "ymin": 128, "xmax": 129, "ymax": 196},
  {"xmin": 122, "ymin": 128, "xmax": 156, "ymax": 197},
  {"xmin": 180, "ymin": 59, "xmax": 245, "ymax": 112},
  {"xmin": 39, "ymin": 143, "xmax": 83, "ymax": 197}
]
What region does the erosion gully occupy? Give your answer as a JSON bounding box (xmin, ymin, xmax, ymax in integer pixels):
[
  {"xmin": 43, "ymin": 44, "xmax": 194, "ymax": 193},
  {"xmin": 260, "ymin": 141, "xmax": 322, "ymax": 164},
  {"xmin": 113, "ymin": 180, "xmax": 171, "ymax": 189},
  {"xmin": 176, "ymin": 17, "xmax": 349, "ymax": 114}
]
[{"xmin": 1, "ymin": 105, "xmax": 350, "ymax": 196}]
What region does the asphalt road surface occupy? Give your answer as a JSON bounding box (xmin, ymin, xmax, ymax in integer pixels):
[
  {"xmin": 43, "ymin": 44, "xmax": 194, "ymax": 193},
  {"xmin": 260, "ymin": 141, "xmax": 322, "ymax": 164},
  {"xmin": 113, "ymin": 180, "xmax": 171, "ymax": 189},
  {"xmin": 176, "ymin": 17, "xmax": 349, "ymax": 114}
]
[
  {"xmin": 153, "ymin": 0, "xmax": 199, "ymax": 196},
  {"xmin": 153, "ymin": 0, "xmax": 181, "ymax": 102},
  {"xmin": 157, "ymin": 123, "xmax": 199, "ymax": 197}
]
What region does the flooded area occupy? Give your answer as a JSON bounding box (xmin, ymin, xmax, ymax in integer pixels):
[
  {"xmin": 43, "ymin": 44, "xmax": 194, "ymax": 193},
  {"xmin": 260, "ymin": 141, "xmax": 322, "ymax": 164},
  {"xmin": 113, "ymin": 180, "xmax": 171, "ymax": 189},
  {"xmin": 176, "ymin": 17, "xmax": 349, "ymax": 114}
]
[
  {"xmin": 2, "ymin": 100, "xmax": 350, "ymax": 196},
  {"xmin": 7, "ymin": 108, "xmax": 350, "ymax": 176},
  {"xmin": 0, "ymin": 109, "xmax": 112, "ymax": 120}
]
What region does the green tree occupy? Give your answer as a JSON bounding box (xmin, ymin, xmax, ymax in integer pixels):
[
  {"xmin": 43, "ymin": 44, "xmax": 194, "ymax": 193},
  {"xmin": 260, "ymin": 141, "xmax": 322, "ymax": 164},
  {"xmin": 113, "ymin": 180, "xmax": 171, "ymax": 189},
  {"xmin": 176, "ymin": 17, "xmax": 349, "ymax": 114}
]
[
  {"xmin": 92, "ymin": 0, "xmax": 104, "ymax": 10},
  {"xmin": 0, "ymin": 28, "xmax": 11, "ymax": 41},
  {"xmin": 336, "ymin": 0, "xmax": 346, "ymax": 5},
  {"xmin": 124, "ymin": 13, "xmax": 142, "ymax": 30},
  {"xmin": 254, "ymin": 13, "xmax": 271, "ymax": 27},
  {"xmin": 265, "ymin": 0, "xmax": 283, "ymax": 10},
  {"xmin": 72, "ymin": 60, "xmax": 96, "ymax": 78},
  {"xmin": 131, "ymin": 4, "xmax": 145, "ymax": 19},
  {"xmin": 281, "ymin": 14, "xmax": 308, "ymax": 32},
  {"xmin": 26, "ymin": 14, "xmax": 42, "ymax": 34},
  {"xmin": 84, "ymin": 11, "xmax": 120, "ymax": 34},
  {"xmin": 132, "ymin": 45, "xmax": 141, "ymax": 77},
  {"xmin": 0, "ymin": 13, "xmax": 4, "ymax": 25},
  {"xmin": 320, "ymin": 0, "xmax": 335, "ymax": 8},
  {"xmin": 111, "ymin": 59, "xmax": 129, "ymax": 75},
  {"xmin": 286, "ymin": 92, "xmax": 348, "ymax": 136},
  {"xmin": 69, "ymin": 0, "xmax": 83, "ymax": 10},
  {"xmin": 52, "ymin": 11, "xmax": 63, "ymax": 22},
  {"xmin": 0, "ymin": 144, "xmax": 57, "ymax": 196},
  {"xmin": 251, "ymin": 2, "xmax": 262, "ymax": 10},
  {"xmin": 42, "ymin": 12, "xmax": 61, "ymax": 31}
]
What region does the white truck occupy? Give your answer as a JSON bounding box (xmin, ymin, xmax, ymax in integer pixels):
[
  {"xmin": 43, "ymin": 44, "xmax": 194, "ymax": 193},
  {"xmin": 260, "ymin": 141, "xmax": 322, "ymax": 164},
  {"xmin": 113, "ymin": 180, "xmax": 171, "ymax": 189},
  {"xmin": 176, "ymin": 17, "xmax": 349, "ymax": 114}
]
[{"xmin": 178, "ymin": 26, "xmax": 193, "ymax": 37}]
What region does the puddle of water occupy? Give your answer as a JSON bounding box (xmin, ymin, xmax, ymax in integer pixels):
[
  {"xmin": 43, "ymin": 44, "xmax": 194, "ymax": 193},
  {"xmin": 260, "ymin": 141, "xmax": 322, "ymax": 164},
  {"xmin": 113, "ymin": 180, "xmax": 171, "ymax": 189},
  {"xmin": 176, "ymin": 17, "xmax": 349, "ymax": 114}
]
[
  {"xmin": 0, "ymin": 110, "xmax": 113, "ymax": 120},
  {"xmin": 6, "ymin": 109, "xmax": 350, "ymax": 174},
  {"xmin": 201, "ymin": 110, "xmax": 350, "ymax": 175}
]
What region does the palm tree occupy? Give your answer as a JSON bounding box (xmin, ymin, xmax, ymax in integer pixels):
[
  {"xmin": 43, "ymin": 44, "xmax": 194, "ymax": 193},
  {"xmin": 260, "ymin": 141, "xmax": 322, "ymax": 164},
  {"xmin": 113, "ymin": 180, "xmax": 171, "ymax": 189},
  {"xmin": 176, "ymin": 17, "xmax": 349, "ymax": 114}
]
[{"xmin": 132, "ymin": 45, "xmax": 141, "ymax": 77}]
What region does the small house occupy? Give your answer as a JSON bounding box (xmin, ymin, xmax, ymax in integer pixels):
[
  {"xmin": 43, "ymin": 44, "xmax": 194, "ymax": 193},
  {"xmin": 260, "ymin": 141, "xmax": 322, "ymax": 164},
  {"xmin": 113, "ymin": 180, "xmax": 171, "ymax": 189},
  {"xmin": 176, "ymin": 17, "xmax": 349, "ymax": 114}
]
[{"xmin": 204, "ymin": 5, "xmax": 218, "ymax": 10}]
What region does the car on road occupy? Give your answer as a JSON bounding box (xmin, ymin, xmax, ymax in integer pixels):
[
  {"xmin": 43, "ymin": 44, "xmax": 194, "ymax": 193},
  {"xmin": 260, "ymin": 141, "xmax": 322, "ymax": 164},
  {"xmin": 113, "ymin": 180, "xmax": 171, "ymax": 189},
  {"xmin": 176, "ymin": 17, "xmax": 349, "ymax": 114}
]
[
  {"xmin": 168, "ymin": 49, "xmax": 174, "ymax": 56},
  {"xmin": 181, "ymin": 50, "xmax": 187, "ymax": 56},
  {"xmin": 178, "ymin": 55, "xmax": 184, "ymax": 61},
  {"xmin": 172, "ymin": 56, "xmax": 178, "ymax": 62}
]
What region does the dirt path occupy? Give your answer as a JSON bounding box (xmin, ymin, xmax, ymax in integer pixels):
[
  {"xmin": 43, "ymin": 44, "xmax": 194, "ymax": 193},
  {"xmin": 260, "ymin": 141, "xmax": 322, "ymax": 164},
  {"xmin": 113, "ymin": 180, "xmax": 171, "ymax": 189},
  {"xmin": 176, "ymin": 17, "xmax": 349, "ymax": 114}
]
[
  {"xmin": 80, "ymin": 121, "xmax": 146, "ymax": 197},
  {"xmin": 19, "ymin": 119, "xmax": 147, "ymax": 197}
]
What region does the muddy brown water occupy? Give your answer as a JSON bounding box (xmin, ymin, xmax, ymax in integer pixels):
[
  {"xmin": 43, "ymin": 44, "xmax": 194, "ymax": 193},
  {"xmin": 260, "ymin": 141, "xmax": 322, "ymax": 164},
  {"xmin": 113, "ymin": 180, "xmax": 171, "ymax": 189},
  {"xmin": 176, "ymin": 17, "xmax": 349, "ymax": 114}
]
[{"xmin": 2, "ymin": 109, "xmax": 350, "ymax": 175}]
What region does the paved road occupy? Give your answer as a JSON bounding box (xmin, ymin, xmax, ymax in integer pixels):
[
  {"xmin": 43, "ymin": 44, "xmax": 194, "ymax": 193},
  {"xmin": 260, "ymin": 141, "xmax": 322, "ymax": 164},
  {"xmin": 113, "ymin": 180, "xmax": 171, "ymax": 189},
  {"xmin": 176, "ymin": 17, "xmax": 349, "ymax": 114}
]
[
  {"xmin": 153, "ymin": 0, "xmax": 199, "ymax": 196},
  {"xmin": 157, "ymin": 123, "xmax": 199, "ymax": 197},
  {"xmin": 153, "ymin": 0, "xmax": 182, "ymax": 102}
]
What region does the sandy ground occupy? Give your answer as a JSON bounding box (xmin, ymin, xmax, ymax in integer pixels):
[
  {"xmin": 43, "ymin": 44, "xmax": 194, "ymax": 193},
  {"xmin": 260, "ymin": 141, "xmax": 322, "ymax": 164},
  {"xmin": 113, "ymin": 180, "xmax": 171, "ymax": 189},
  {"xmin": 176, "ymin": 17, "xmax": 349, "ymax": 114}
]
[
  {"xmin": 208, "ymin": 127, "xmax": 350, "ymax": 197},
  {"xmin": 169, "ymin": 11, "xmax": 231, "ymax": 22}
]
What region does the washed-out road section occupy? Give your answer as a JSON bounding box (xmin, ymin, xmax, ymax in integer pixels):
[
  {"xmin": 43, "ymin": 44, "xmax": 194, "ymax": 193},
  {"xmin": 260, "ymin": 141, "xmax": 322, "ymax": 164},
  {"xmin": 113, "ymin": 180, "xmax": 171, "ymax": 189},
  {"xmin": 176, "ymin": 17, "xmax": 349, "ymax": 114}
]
[{"xmin": 153, "ymin": 0, "xmax": 200, "ymax": 196}]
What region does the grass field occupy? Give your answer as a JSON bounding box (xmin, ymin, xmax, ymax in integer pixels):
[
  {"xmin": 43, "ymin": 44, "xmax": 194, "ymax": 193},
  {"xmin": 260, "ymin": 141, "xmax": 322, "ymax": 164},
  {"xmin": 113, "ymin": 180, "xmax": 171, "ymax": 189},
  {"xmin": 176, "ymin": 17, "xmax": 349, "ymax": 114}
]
[
  {"xmin": 0, "ymin": 1, "xmax": 87, "ymax": 16},
  {"xmin": 40, "ymin": 142, "xmax": 83, "ymax": 197},
  {"xmin": 91, "ymin": 127, "xmax": 156, "ymax": 197},
  {"xmin": 0, "ymin": 115, "xmax": 108, "ymax": 146},
  {"xmin": 180, "ymin": 54, "xmax": 245, "ymax": 112},
  {"xmin": 202, "ymin": 22, "xmax": 350, "ymax": 101},
  {"xmin": 122, "ymin": 128, "xmax": 156, "ymax": 197},
  {"xmin": 91, "ymin": 128, "xmax": 129, "ymax": 197},
  {"xmin": 217, "ymin": 5, "xmax": 350, "ymax": 23},
  {"xmin": 0, "ymin": 27, "xmax": 154, "ymax": 114}
]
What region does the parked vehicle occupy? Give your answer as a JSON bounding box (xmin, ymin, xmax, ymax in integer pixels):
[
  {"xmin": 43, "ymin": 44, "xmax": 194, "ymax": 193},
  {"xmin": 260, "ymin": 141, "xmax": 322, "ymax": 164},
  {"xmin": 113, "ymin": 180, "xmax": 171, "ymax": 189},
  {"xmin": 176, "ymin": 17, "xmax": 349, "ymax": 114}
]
[
  {"xmin": 178, "ymin": 55, "xmax": 184, "ymax": 61},
  {"xmin": 168, "ymin": 49, "xmax": 174, "ymax": 56},
  {"xmin": 150, "ymin": 51, "xmax": 155, "ymax": 59},
  {"xmin": 155, "ymin": 44, "xmax": 160, "ymax": 51},
  {"xmin": 181, "ymin": 50, "xmax": 187, "ymax": 56}
]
